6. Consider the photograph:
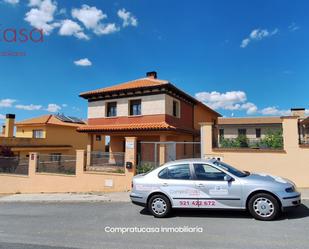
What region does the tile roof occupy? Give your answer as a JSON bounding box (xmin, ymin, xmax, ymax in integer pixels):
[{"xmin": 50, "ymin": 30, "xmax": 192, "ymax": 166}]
[
  {"xmin": 77, "ymin": 122, "xmax": 175, "ymax": 132},
  {"xmin": 79, "ymin": 77, "xmax": 169, "ymax": 97},
  {"xmin": 218, "ymin": 116, "xmax": 282, "ymax": 125},
  {"xmin": 16, "ymin": 115, "xmax": 86, "ymax": 127}
]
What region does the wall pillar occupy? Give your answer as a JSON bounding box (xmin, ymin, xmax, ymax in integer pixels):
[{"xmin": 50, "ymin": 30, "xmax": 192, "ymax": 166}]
[
  {"xmin": 28, "ymin": 152, "xmax": 38, "ymax": 177},
  {"xmin": 86, "ymin": 134, "xmax": 93, "ymax": 166},
  {"xmin": 76, "ymin": 150, "xmax": 85, "ymax": 176},
  {"xmin": 159, "ymin": 135, "xmax": 167, "ymax": 165},
  {"xmin": 282, "ymin": 117, "xmax": 299, "ymax": 151},
  {"xmin": 125, "ymin": 137, "xmax": 137, "ymax": 176},
  {"xmin": 200, "ymin": 122, "xmax": 214, "ymax": 157}
]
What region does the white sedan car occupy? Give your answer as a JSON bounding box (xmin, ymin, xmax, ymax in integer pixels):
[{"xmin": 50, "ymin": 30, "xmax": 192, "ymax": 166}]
[{"xmin": 130, "ymin": 159, "xmax": 301, "ymax": 221}]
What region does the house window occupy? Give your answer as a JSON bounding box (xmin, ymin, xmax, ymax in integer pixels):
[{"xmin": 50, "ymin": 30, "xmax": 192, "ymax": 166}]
[
  {"xmin": 106, "ymin": 102, "xmax": 117, "ymax": 117},
  {"xmin": 130, "ymin": 99, "xmax": 141, "ymax": 116},
  {"xmin": 256, "ymin": 128, "xmax": 261, "ymax": 138},
  {"xmin": 219, "ymin": 129, "xmax": 224, "ymax": 139},
  {"xmin": 96, "ymin": 135, "xmax": 101, "ymax": 141},
  {"xmin": 50, "ymin": 153, "xmax": 61, "ymax": 162},
  {"xmin": 33, "ymin": 129, "xmax": 44, "ymax": 138},
  {"xmin": 238, "ymin": 129, "xmax": 246, "ymax": 136},
  {"xmin": 173, "ymin": 100, "xmax": 179, "ymax": 117}
]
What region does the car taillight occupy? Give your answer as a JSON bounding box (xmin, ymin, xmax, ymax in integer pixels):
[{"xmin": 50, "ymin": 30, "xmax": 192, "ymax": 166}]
[{"xmin": 131, "ymin": 181, "xmax": 134, "ymax": 188}]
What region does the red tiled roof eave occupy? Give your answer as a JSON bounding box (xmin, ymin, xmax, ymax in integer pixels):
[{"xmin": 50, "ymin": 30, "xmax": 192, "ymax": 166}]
[
  {"xmin": 77, "ymin": 122, "xmax": 198, "ymax": 134},
  {"xmin": 79, "ymin": 78, "xmax": 169, "ymax": 98},
  {"xmin": 77, "ymin": 122, "xmax": 174, "ymax": 132}
]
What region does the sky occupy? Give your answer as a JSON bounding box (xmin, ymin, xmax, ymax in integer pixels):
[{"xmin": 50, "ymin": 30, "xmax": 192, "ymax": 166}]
[{"xmin": 0, "ymin": 0, "xmax": 308, "ymax": 123}]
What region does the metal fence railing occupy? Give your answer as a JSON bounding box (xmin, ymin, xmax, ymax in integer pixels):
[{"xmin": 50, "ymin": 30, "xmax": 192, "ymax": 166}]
[
  {"xmin": 0, "ymin": 156, "xmax": 29, "ymax": 175},
  {"xmin": 137, "ymin": 142, "xmax": 201, "ymax": 174},
  {"xmin": 217, "ymin": 137, "xmax": 284, "ymax": 149},
  {"xmin": 86, "ymin": 151, "xmax": 125, "ymax": 174},
  {"xmin": 300, "ymin": 137, "xmax": 309, "ymax": 145},
  {"xmin": 37, "ymin": 154, "xmax": 76, "ymax": 175}
]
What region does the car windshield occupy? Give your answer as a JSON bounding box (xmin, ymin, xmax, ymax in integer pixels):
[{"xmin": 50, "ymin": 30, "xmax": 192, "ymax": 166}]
[{"xmin": 212, "ymin": 160, "xmax": 249, "ymax": 177}]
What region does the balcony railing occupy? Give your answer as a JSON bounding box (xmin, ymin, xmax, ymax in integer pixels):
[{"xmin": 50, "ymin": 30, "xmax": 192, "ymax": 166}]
[{"xmin": 86, "ymin": 151, "xmax": 125, "ymax": 174}]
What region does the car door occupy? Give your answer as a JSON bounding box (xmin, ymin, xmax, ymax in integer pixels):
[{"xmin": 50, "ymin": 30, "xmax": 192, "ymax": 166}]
[
  {"xmin": 193, "ymin": 163, "xmax": 243, "ymax": 209},
  {"xmin": 158, "ymin": 163, "xmax": 200, "ymax": 208}
]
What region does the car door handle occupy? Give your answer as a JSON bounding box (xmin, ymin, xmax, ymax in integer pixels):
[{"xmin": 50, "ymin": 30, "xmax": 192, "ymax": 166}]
[
  {"xmin": 197, "ymin": 184, "xmax": 204, "ymax": 188},
  {"xmin": 162, "ymin": 183, "xmax": 168, "ymax": 187}
]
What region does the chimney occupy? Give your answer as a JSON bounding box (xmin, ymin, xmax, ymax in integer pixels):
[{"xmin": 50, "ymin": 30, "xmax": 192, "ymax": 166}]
[
  {"xmin": 291, "ymin": 108, "xmax": 305, "ymax": 118},
  {"xmin": 4, "ymin": 114, "xmax": 15, "ymax": 138},
  {"xmin": 146, "ymin": 71, "xmax": 157, "ymax": 79}
]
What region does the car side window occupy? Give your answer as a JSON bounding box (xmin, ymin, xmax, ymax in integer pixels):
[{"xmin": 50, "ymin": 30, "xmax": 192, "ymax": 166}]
[
  {"xmin": 158, "ymin": 164, "xmax": 192, "ymax": 180},
  {"xmin": 194, "ymin": 164, "xmax": 226, "ymax": 181},
  {"xmin": 158, "ymin": 168, "xmax": 169, "ymax": 179}
]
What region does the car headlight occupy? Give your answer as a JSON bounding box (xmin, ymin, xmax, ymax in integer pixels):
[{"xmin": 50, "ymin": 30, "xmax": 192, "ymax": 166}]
[{"xmin": 285, "ymin": 186, "xmax": 295, "ymax": 193}]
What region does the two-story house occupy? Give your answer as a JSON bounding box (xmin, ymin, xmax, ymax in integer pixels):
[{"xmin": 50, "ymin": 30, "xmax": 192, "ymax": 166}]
[{"xmin": 77, "ymin": 71, "xmax": 220, "ymax": 166}]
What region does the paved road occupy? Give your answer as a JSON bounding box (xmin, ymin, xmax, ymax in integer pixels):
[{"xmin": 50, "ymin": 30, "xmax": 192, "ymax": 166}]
[{"xmin": 0, "ymin": 201, "xmax": 308, "ymax": 249}]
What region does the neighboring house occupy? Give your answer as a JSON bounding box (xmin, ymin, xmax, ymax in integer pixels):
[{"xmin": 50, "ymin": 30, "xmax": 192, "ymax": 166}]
[
  {"xmin": 217, "ymin": 116, "xmax": 283, "ymax": 141},
  {"xmin": 77, "ymin": 71, "xmax": 221, "ymax": 165},
  {"xmin": 0, "ymin": 114, "xmax": 104, "ymax": 158},
  {"xmin": 217, "ymin": 108, "xmax": 308, "ymax": 147}
]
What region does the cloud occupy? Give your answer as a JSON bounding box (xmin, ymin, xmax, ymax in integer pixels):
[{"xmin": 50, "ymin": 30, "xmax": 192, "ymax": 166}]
[
  {"xmin": 195, "ymin": 90, "xmax": 306, "ymax": 116},
  {"xmin": 72, "ymin": 5, "xmax": 119, "ymax": 35},
  {"xmin": 195, "ymin": 91, "xmax": 247, "ymax": 111},
  {"xmin": 260, "ymin": 107, "xmax": 290, "ymax": 116},
  {"xmin": 25, "ymin": 0, "xmax": 59, "ymax": 35},
  {"xmin": 240, "ymin": 28, "xmax": 278, "ymax": 48},
  {"xmin": 240, "ymin": 102, "xmax": 258, "ymax": 115},
  {"xmin": 58, "ymin": 19, "xmax": 89, "ymax": 40},
  {"xmin": 93, "ymin": 23, "xmax": 119, "ymax": 35},
  {"xmin": 74, "ymin": 58, "xmax": 92, "ymax": 66},
  {"xmin": 15, "ymin": 104, "xmax": 42, "ymax": 111},
  {"xmin": 46, "ymin": 103, "xmax": 61, "ymax": 112},
  {"xmin": 0, "ymin": 99, "xmax": 16, "ymax": 108},
  {"xmin": 72, "ymin": 5, "xmax": 106, "ymax": 29},
  {"xmin": 0, "ymin": 114, "xmax": 5, "ymax": 120},
  {"xmin": 117, "ymin": 8, "xmax": 138, "ymax": 27},
  {"xmin": 288, "ymin": 22, "xmax": 299, "ymax": 32},
  {"xmin": 3, "ymin": 0, "xmax": 19, "ymax": 4}
]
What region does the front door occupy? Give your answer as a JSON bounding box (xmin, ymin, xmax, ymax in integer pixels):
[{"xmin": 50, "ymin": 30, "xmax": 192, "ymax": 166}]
[
  {"xmin": 192, "ymin": 163, "xmax": 243, "ymax": 209},
  {"xmin": 158, "ymin": 163, "xmax": 199, "ymax": 208}
]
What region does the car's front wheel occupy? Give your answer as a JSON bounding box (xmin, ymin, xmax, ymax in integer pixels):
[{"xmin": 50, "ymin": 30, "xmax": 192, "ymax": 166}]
[
  {"xmin": 148, "ymin": 194, "xmax": 171, "ymax": 218},
  {"xmin": 248, "ymin": 193, "xmax": 280, "ymax": 221}
]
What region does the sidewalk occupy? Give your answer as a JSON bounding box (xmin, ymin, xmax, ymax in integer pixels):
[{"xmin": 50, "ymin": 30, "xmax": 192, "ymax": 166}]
[
  {"xmin": 0, "ymin": 191, "xmax": 131, "ymax": 203},
  {"xmin": 0, "ymin": 189, "xmax": 307, "ymax": 203}
]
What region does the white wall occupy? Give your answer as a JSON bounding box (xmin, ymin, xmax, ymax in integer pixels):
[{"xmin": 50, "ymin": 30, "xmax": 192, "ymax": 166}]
[{"xmin": 88, "ymin": 94, "xmax": 167, "ymax": 118}]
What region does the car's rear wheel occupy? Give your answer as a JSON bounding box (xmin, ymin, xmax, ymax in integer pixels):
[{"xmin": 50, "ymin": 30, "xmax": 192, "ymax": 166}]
[
  {"xmin": 148, "ymin": 194, "xmax": 171, "ymax": 218},
  {"xmin": 248, "ymin": 193, "xmax": 280, "ymax": 221}
]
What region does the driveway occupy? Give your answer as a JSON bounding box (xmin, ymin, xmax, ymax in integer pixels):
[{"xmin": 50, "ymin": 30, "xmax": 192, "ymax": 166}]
[{"xmin": 0, "ymin": 201, "xmax": 308, "ymax": 249}]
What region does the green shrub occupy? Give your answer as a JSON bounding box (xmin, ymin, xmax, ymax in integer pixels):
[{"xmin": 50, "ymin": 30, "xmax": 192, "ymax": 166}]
[
  {"xmin": 260, "ymin": 129, "xmax": 283, "ymax": 149},
  {"xmin": 220, "ymin": 135, "xmax": 249, "ymax": 148},
  {"xmin": 137, "ymin": 163, "xmax": 154, "ymax": 174}
]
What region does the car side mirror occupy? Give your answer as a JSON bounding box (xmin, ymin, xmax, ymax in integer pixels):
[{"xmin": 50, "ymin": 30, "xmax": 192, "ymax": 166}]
[{"xmin": 224, "ymin": 175, "xmax": 234, "ymax": 182}]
